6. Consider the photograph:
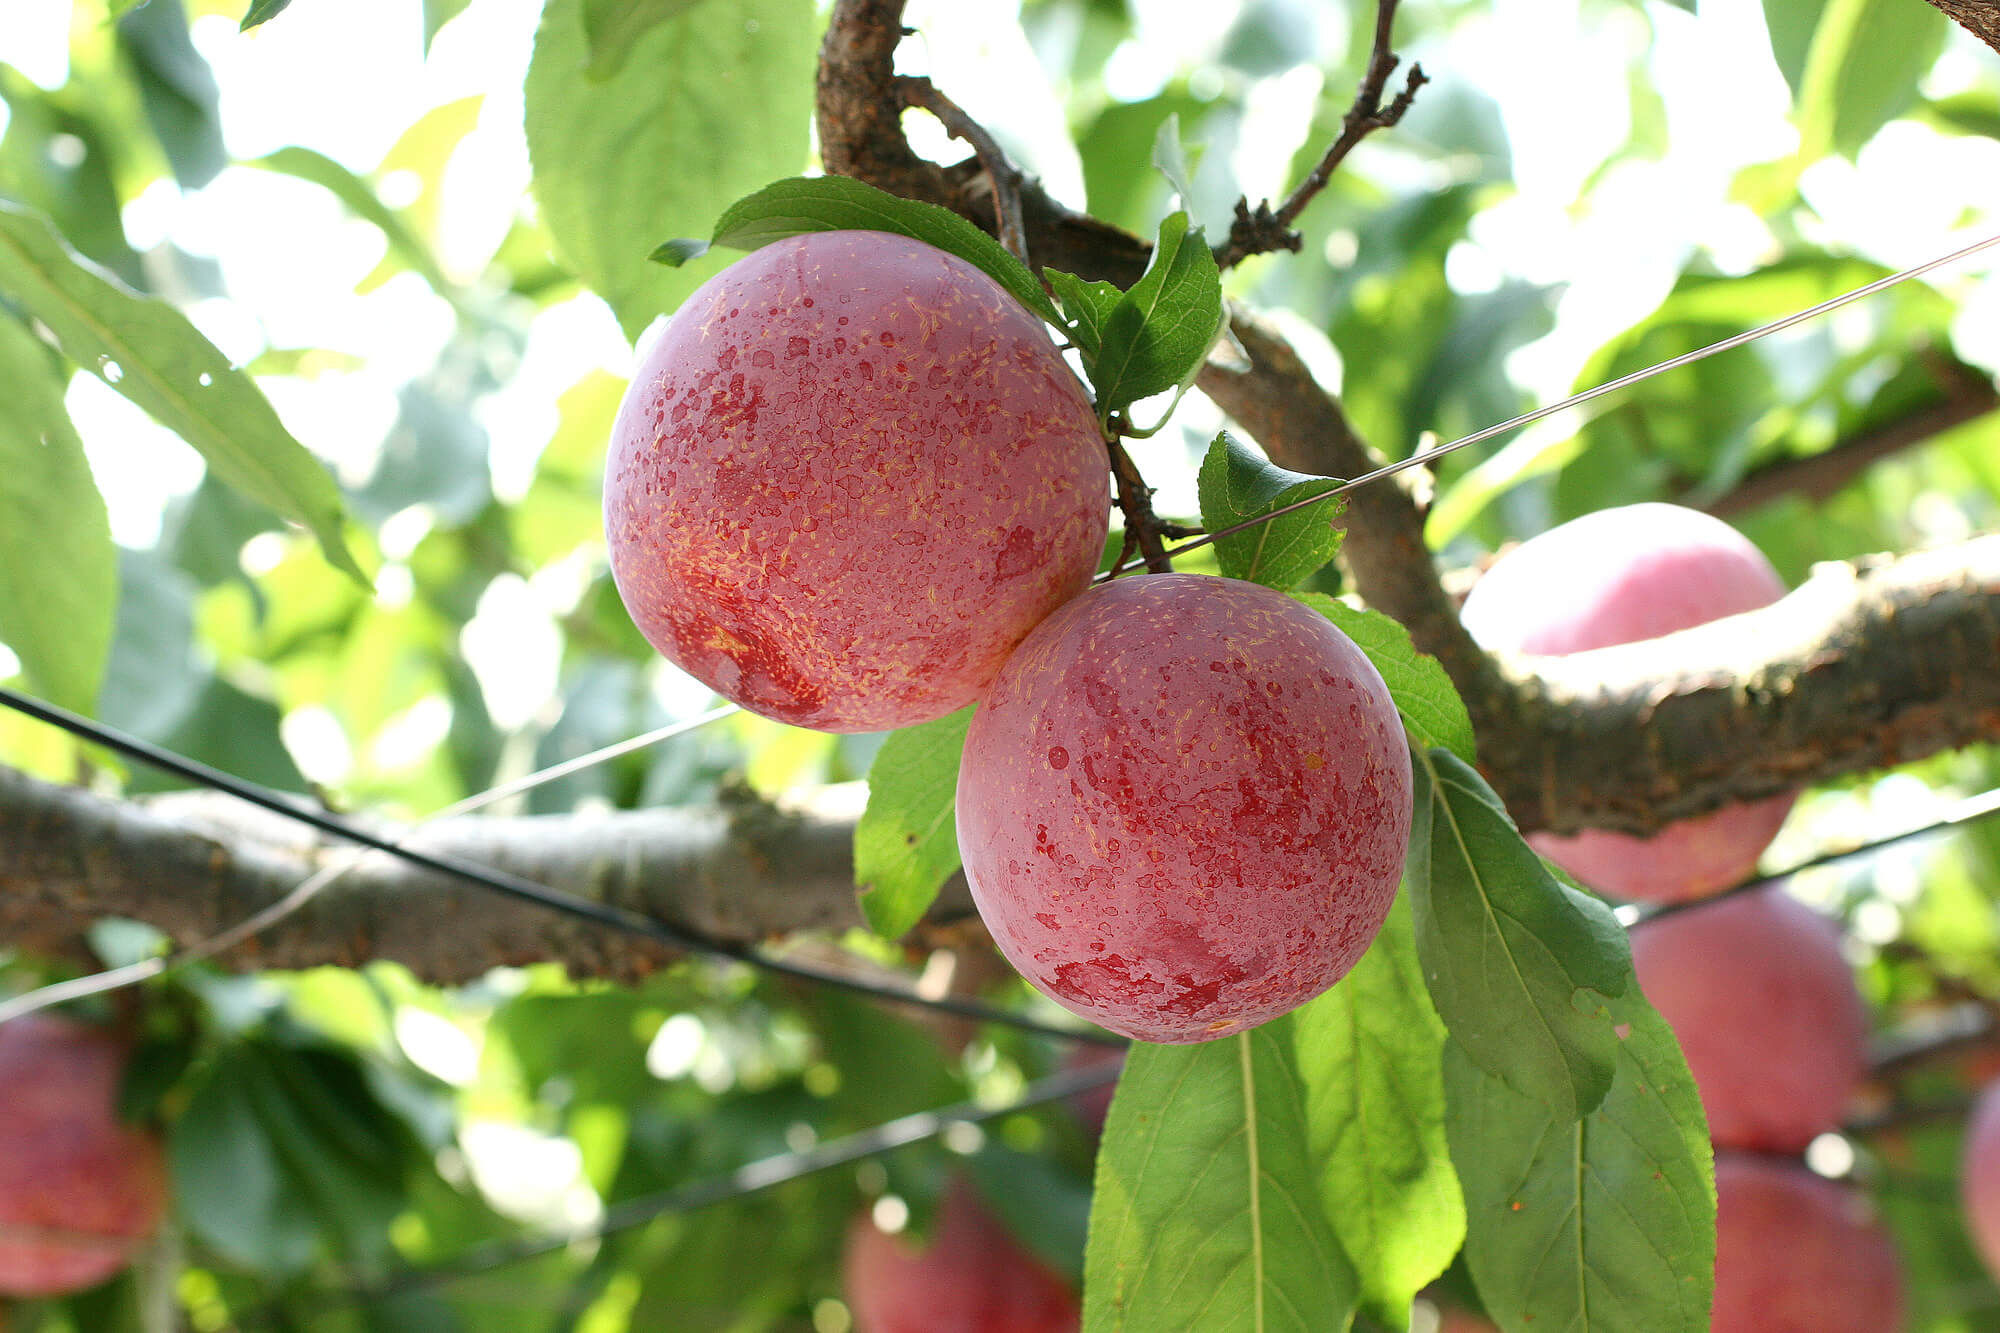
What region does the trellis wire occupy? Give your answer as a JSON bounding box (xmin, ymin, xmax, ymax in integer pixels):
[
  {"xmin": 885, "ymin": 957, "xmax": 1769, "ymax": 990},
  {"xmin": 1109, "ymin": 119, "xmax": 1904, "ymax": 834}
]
[
  {"xmin": 238, "ymin": 1058, "xmax": 1124, "ymax": 1325},
  {"xmin": 0, "ymin": 686, "xmax": 1121, "ymax": 1045}
]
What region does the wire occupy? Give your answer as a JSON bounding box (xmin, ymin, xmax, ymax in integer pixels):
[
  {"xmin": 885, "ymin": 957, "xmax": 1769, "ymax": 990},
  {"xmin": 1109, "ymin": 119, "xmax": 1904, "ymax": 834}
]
[
  {"xmin": 0, "ymin": 687, "xmax": 1120, "ymax": 1046},
  {"xmin": 1621, "ymin": 783, "xmax": 2000, "ymax": 928},
  {"xmin": 241, "ymin": 1058, "xmax": 1124, "ymax": 1324},
  {"xmin": 1100, "ymin": 229, "xmax": 2000, "ymax": 580}
]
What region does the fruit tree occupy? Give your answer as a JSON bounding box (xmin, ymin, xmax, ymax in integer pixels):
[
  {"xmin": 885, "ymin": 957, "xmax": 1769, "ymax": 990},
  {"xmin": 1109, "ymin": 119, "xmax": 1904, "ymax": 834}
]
[{"xmin": 0, "ymin": 1, "xmax": 1998, "ymax": 1331}]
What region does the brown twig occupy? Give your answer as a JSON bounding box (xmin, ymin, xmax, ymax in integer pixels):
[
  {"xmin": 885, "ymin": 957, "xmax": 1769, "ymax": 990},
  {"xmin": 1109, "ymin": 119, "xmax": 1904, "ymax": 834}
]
[
  {"xmin": 1922, "ymin": 0, "xmax": 2000, "ymax": 55},
  {"xmin": 896, "ymin": 76, "xmax": 1029, "ymax": 266},
  {"xmin": 1107, "ymin": 433, "xmax": 1175, "ymax": 573},
  {"xmin": 1214, "ymin": 0, "xmax": 1429, "ymax": 270}
]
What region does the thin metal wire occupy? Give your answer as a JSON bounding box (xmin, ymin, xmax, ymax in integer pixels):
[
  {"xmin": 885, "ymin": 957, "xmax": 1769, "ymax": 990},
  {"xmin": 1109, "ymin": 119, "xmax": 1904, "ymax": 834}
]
[
  {"xmin": 240, "ymin": 1058, "xmax": 1125, "ymax": 1324},
  {"xmin": 1624, "ymin": 783, "xmax": 2000, "ymax": 927},
  {"xmin": 1101, "ymin": 229, "xmax": 2000, "ymax": 580},
  {"xmin": 0, "ymin": 687, "xmax": 1120, "ymax": 1045}
]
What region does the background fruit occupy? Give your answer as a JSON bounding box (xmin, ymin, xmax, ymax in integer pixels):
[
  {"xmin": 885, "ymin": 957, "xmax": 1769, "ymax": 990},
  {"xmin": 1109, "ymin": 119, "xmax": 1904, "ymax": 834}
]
[
  {"xmin": 1960, "ymin": 1078, "xmax": 2000, "ymax": 1282},
  {"xmin": 0, "ymin": 1015, "xmax": 168, "ymax": 1297},
  {"xmin": 604, "ymin": 229, "xmax": 1109, "ymax": 733},
  {"xmin": 957, "ymin": 574, "xmax": 1412, "ymax": 1043},
  {"xmin": 1711, "ymin": 1154, "xmax": 1904, "ymax": 1333},
  {"xmin": 1629, "ymin": 887, "xmax": 1868, "ymax": 1151},
  {"xmin": 842, "ymin": 1176, "xmax": 1079, "ymax": 1333},
  {"xmin": 1458, "ymin": 502, "xmax": 1793, "ymax": 902}
]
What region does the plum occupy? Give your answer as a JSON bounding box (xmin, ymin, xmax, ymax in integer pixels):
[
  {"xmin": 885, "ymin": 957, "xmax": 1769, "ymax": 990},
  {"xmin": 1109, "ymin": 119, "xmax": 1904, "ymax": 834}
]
[
  {"xmin": 1459, "ymin": 502, "xmax": 1793, "ymax": 902},
  {"xmin": 1629, "ymin": 887, "xmax": 1867, "ymax": 1152},
  {"xmin": 842, "ymin": 1176, "xmax": 1079, "ymax": 1333},
  {"xmin": 1711, "ymin": 1154, "xmax": 1903, "ymax": 1333},
  {"xmin": 604, "ymin": 229, "xmax": 1109, "ymax": 733},
  {"xmin": 1959, "ymin": 1077, "xmax": 2000, "ymax": 1282},
  {"xmin": 0, "ymin": 1015, "xmax": 168, "ymax": 1297},
  {"xmin": 957, "ymin": 574, "xmax": 1412, "ymax": 1044}
]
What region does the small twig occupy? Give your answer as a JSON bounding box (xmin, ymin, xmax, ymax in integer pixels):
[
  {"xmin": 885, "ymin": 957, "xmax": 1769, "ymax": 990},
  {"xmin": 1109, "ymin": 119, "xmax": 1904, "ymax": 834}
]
[
  {"xmin": 897, "ymin": 75, "xmax": 1029, "ymax": 266},
  {"xmin": 1106, "ymin": 433, "xmax": 1174, "ymax": 573},
  {"xmin": 1215, "ymin": 0, "xmax": 1428, "ymax": 270}
]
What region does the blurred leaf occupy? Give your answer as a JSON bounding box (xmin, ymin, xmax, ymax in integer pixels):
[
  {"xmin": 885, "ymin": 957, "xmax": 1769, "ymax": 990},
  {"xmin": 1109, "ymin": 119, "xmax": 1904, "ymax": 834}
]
[
  {"xmin": 584, "ymin": 0, "xmax": 711, "ymax": 79},
  {"xmin": 966, "ymin": 1143, "xmax": 1094, "ymax": 1282},
  {"xmin": 126, "ymin": 675, "xmax": 306, "ymax": 795},
  {"xmin": 526, "ymin": 0, "xmax": 819, "ymax": 340},
  {"xmin": 98, "ymin": 548, "xmax": 202, "ymax": 739},
  {"xmin": 1088, "ymin": 210, "xmax": 1225, "ymax": 424},
  {"xmin": 1920, "ymin": 89, "xmax": 2000, "ymax": 140},
  {"xmin": 0, "ymin": 67, "xmax": 145, "ymax": 286},
  {"xmin": 0, "ymin": 201, "xmax": 369, "ymax": 583},
  {"xmin": 1292, "ymin": 594, "xmax": 1475, "ymax": 764},
  {"xmin": 854, "ymin": 706, "xmax": 973, "ymax": 938},
  {"xmin": 251, "ymin": 146, "xmax": 454, "ymax": 296},
  {"xmin": 1151, "ymin": 112, "xmax": 1195, "ymax": 205},
  {"xmin": 1444, "ymin": 991, "xmax": 1715, "ymax": 1333},
  {"xmin": 1085, "ymin": 1028, "xmax": 1359, "ymax": 1332},
  {"xmin": 681, "ymin": 173, "xmax": 1063, "ymax": 326},
  {"xmin": 1406, "ymin": 748, "xmax": 1630, "ymax": 1119},
  {"xmin": 1291, "ymin": 896, "xmax": 1463, "ymax": 1326},
  {"xmin": 117, "ymin": 0, "xmax": 226, "ymax": 190},
  {"xmin": 423, "ymin": 0, "xmax": 472, "ymax": 48},
  {"xmin": 171, "ymin": 1049, "xmax": 323, "ymax": 1273},
  {"xmin": 0, "ymin": 313, "xmax": 115, "ymax": 715},
  {"xmin": 1195, "ymin": 430, "xmax": 1345, "ymax": 590},
  {"xmin": 1785, "ymin": 0, "xmax": 1948, "ymax": 157},
  {"xmin": 1078, "ymin": 90, "xmax": 1212, "ymax": 237}
]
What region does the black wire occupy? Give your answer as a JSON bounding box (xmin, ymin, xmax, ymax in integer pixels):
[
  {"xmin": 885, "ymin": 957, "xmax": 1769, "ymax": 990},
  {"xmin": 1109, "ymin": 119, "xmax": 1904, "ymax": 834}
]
[
  {"xmin": 1626, "ymin": 785, "xmax": 2000, "ymax": 927},
  {"xmin": 240, "ymin": 1059, "xmax": 1123, "ymax": 1325},
  {"xmin": 0, "ymin": 686, "xmax": 1121, "ymax": 1046}
]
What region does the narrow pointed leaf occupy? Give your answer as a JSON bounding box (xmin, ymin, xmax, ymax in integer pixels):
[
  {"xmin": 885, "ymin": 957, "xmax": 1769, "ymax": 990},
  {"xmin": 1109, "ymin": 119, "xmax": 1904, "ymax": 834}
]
[
  {"xmin": 1195, "ymin": 431, "xmax": 1345, "ymax": 590},
  {"xmin": 0, "ymin": 314, "xmax": 115, "ymax": 714},
  {"xmin": 1290, "ymin": 895, "xmax": 1464, "ymax": 1325},
  {"xmin": 1407, "ymin": 748, "xmax": 1629, "ymax": 1118},
  {"xmin": 0, "ymin": 202, "xmax": 365, "ymax": 583},
  {"xmin": 1293, "ymin": 594, "xmax": 1475, "ymax": 764},
  {"xmin": 1085, "ymin": 1028, "xmax": 1359, "ymax": 1332},
  {"xmin": 854, "ymin": 706, "xmax": 973, "ymax": 938},
  {"xmin": 1443, "ymin": 990, "xmax": 1715, "ymax": 1333},
  {"xmin": 690, "ymin": 174, "xmax": 1063, "ymax": 326}
]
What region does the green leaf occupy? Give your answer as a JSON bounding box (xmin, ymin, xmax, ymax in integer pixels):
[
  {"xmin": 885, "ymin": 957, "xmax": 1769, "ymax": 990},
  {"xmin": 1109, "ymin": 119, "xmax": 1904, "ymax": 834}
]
[
  {"xmin": 249, "ymin": 146, "xmax": 455, "ymax": 297},
  {"xmin": 170, "ymin": 1051, "xmax": 321, "ymax": 1273},
  {"xmin": 1405, "ymin": 748, "xmax": 1629, "ymax": 1119},
  {"xmin": 525, "ymin": 0, "xmax": 819, "ymax": 340},
  {"xmin": 0, "ymin": 202, "xmax": 368, "ymax": 584},
  {"xmin": 1194, "ymin": 431, "xmax": 1345, "ymax": 591},
  {"xmin": 1443, "ymin": 991, "xmax": 1715, "ymax": 1333},
  {"xmin": 1045, "ymin": 267, "xmax": 1123, "ymax": 363},
  {"xmin": 0, "ymin": 313, "xmax": 115, "ymax": 715},
  {"xmin": 1089, "ymin": 210, "xmax": 1226, "ymax": 422},
  {"xmin": 117, "ymin": 0, "xmax": 227, "ymax": 191},
  {"xmin": 1290, "ymin": 896, "xmax": 1464, "ymax": 1325},
  {"xmin": 687, "ymin": 174, "xmax": 1063, "ymax": 326},
  {"xmin": 1085, "ymin": 1028, "xmax": 1360, "ymax": 1332},
  {"xmin": 1788, "ymin": 0, "xmax": 1948, "ymax": 157},
  {"xmin": 239, "ymin": 0, "xmax": 294, "ymax": 30},
  {"xmin": 854, "ymin": 707, "xmax": 974, "ymax": 938},
  {"xmin": 583, "ymin": 0, "xmax": 712, "ymax": 79},
  {"xmin": 1291, "ymin": 594, "xmax": 1476, "ymax": 764},
  {"xmin": 423, "ymin": 0, "xmax": 472, "ymax": 48},
  {"xmin": 1151, "ymin": 112, "xmax": 1196, "ymax": 205}
]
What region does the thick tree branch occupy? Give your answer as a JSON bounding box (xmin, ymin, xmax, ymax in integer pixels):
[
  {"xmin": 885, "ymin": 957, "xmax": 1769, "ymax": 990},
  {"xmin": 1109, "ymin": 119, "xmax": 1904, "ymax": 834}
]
[
  {"xmin": 1924, "ymin": 0, "xmax": 2000, "ymax": 54},
  {"xmin": 0, "ymin": 766, "xmax": 970, "ymax": 984}
]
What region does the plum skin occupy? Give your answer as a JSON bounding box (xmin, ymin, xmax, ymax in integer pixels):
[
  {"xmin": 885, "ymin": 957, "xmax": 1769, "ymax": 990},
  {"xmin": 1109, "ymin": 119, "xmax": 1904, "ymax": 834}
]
[
  {"xmin": 604, "ymin": 229, "xmax": 1109, "ymax": 734},
  {"xmin": 0, "ymin": 1015, "xmax": 169, "ymax": 1297},
  {"xmin": 1628, "ymin": 887, "xmax": 1867, "ymax": 1152},
  {"xmin": 842, "ymin": 1176, "xmax": 1079, "ymax": 1333},
  {"xmin": 1459, "ymin": 502, "xmax": 1794, "ymax": 902},
  {"xmin": 957, "ymin": 573, "xmax": 1413, "ymax": 1044},
  {"xmin": 1711, "ymin": 1154, "xmax": 1904, "ymax": 1333},
  {"xmin": 1960, "ymin": 1077, "xmax": 2000, "ymax": 1282}
]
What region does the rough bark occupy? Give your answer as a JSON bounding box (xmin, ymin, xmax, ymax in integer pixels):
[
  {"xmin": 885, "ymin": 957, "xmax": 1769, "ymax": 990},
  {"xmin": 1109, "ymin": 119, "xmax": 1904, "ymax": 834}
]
[{"xmin": 1924, "ymin": 0, "xmax": 2000, "ymax": 53}]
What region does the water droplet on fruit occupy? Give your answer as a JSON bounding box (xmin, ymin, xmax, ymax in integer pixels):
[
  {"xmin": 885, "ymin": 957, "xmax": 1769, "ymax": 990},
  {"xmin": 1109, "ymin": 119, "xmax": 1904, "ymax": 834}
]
[{"xmin": 1047, "ymin": 746, "xmax": 1069, "ymax": 770}]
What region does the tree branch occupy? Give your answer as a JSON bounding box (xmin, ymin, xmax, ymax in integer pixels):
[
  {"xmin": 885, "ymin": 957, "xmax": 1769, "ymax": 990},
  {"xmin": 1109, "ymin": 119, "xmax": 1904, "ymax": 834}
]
[{"xmin": 1923, "ymin": 0, "xmax": 2000, "ymax": 54}]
